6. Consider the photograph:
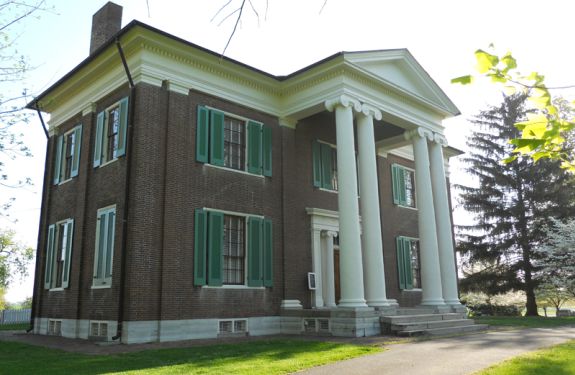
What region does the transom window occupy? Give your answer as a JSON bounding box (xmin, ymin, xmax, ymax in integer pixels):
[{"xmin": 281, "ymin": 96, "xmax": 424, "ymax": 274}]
[
  {"xmin": 223, "ymin": 116, "xmax": 246, "ymax": 171},
  {"xmin": 223, "ymin": 215, "xmax": 246, "ymax": 285}
]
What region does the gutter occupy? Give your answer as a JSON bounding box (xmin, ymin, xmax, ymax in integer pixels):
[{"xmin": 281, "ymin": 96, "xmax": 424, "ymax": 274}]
[
  {"xmin": 111, "ymin": 37, "xmax": 135, "ymax": 341},
  {"xmin": 27, "ymin": 114, "xmax": 51, "ymax": 333}
]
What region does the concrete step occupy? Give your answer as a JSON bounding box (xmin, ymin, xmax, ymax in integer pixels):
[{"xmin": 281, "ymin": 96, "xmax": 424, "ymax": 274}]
[
  {"xmin": 391, "ymin": 319, "xmax": 472, "ymax": 332},
  {"xmin": 396, "ymin": 308, "xmax": 436, "ymax": 315},
  {"xmin": 381, "ymin": 313, "xmax": 465, "ymax": 324},
  {"xmin": 396, "ymin": 323, "xmax": 488, "ymax": 337}
]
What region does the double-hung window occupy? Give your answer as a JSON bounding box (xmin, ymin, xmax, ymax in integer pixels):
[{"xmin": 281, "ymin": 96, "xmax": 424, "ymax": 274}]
[
  {"xmin": 93, "ymin": 206, "xmax": 116, "ymax": 287},
  {"xmin": 93, "ymin": 97, "xmax": 129, "ymax": 168},
  {"xmin": 44, "ymin": 219, "xmax": 74, "ymax": 289},
  {"xmin": 391, "ymin": 164, "xmax": 416, "ymax": 208},
  {"xmin": 53, "ymin": 125, "xmax": 82, "ymax": 184},
  {"xmin": 194, "ymin": 209, "xmax": 273, "ymax": 287},
  {"xmin": 396, "ymin": 236, "xmax": 421, "ymax": 290},
  {"xmin": 196, "ymin": 106, "xmax": 272, "ymax": 176},
  {"xmin": 312, "ymin": 140, "xmax": 338, "ymax": 191}
]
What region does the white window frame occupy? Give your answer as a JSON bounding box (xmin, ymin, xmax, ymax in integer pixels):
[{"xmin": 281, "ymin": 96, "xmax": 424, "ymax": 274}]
[
  {"xmin": 92, "ymin": 205, "xmax": 116, "ymax": 288},
  {"xmin": 47, "ymin": 218, "xmax": 74, "ymax": 291},
  {"xmin": 100, "ymin": 103, "xmax": 122, "ymax": 167}
]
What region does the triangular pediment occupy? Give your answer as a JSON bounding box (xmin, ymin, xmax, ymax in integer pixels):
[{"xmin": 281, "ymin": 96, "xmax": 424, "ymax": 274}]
[{"xmin": 343, "ymin": 49, "xmax": 460, "ymax": 116}]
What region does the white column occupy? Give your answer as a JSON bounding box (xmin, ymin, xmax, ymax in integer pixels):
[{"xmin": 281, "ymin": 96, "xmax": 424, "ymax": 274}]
[
  {"xmin": 429, "ymin": 134, "xmax": 461, "ymax": 306},
  {"xmin": 322, "ymin": 230, "xmax": 337, "ymax": 308},
  {"xmin": 406, "ymin": 128, "xmax": 445, "ymax": 307},
  {"xmin": 357, "ymin": 105, "xmax": 391, "ymax": 307},
  {"xmin": 325, "ymin": 95, "xmax": 367, "ymax": 308},
  {"xmin": 311, "ymin": 228, "xmax": 324, "ymax": 308}
]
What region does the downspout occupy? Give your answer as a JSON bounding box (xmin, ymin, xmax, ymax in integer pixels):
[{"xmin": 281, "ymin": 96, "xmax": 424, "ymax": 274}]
[
  {"xmin": 112, "ymin": 37, "xmax": 135, "ymax": 341},
  {"xmin": 27, "ymin": 106, "xmax": 51, "ymax": 333}
]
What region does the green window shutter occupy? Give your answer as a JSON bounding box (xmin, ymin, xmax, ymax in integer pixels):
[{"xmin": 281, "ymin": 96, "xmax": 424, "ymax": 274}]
[
  {"xmin": 62, "ymin": 220, "xmax": 74, "ymax": 288},
  {"xmin": 247, "ymin": 120, "xmax": 263, "ymax": 175},
  {"xmin": 93, "ymin": 111, "xmax": 105, "ymax": 168},
  {"xmin": 95, "ymin": 212, "xmax": 107, "ymax": 279},
  {"xmin": 196, "ymin": 106, "xmax": 209, "ymax": 163},
  {"xmin": 263, "ymin": 218, "xmax": 273, "ymax": 287},
  {"xmin": 312, "ymin": 140, "xmax": 321, "ymax": 187},
  {"xmin": 247, "ymin": 216, "xmax": 263, "ymax": 287},
  {"xmin": 70, "ymin": 125, "xmax": 82, "ymax": 178},
  {"xmin": 116, "ymin": 97, "xmax": 129, "ymax": 157},
  {"xmin": 403, "ymin": 238, "xmax": 414, "ymax": 289},
  {"xmin": 53, "ymin": 135, "xmax": 63, "ymax": 184},
  {"xmin": 209, "ymin": 109, "xmax": 225, "ymax": 166},
  {"xmin": 44, "ymin": 224, "xmax": 56, "ymax": 289},
  {"xmin": 262, "ymin": 125, "xmax": 272, "ymax": 177},
  {"xmin": 396, "ymin": 237, "xmax": 406, "ymax": 290},
  {"xmin": 320, "ymin": 143, "xmax": 333, "ymax": 189},
  {"xmin": 105, "ymin": 210, "xmax": 116, "ymax": 278},
  {"xmin": 193, "ymin": 209, "xmax": 208, "ymax": 286},
  {"xmin": 392, "ymin": 165, "xmax": 407, "ymax": 205},
  {"xmin": 207, "ymin": 211, "xmax": 224, "ymax": 286}
]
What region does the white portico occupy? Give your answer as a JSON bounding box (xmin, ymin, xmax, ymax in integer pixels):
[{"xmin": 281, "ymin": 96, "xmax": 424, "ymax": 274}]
[{"xmin": 284, "ymin": 50, "xmax": 464, "ymax": 314}]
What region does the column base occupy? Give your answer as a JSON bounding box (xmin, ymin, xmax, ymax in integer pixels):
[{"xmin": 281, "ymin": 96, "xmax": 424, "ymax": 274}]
[
  {"xmin": 367, "ymin": 298, "xmax": 399, "ymax": 308},
  {"xmin": 280, "ymin": 300, "xmax": 303, "ymax": 310},
  {"xmin": 446, "ymin": 302, "xmax": 467, "ymax": 313},
  {"xmin": 338, "ymin": 298, "xmax": 368, "ymax": 308}
]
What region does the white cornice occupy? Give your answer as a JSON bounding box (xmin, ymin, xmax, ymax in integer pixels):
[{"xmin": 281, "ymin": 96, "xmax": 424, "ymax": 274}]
[{"xmin": 38, "ymin": 25, "xmax": 458, "ymax": 133}]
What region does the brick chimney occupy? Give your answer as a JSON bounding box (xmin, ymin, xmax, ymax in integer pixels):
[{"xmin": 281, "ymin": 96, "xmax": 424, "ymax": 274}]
[{"xmin": 90, "ymin": 2, "xmax": 123, "ymax": 55}]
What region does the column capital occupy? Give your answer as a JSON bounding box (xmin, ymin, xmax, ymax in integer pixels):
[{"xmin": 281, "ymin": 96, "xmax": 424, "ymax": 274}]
[
  {"xmin": 433, "ymin": 133, "xmax": 449, "ymax": 147},
  {"xmin": 404, "ymin": 127, "xmax": 433, "ymax": 142},
  {"xmin": 325, "ymin": 94, "xmax": 361, "ymax": 113},
  {"xmin": 359, "ymin": 104, "xmax": 382, "ymax": 121},
  {"xmin": 321, "ymin": 230, "xmax": 338, "ymax": 238}
]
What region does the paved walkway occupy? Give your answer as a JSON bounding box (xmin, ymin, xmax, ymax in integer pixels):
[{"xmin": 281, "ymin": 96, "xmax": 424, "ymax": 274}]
[{"xmin": 301, "ymin": 327, "xmax": 575, "ymax": 375}]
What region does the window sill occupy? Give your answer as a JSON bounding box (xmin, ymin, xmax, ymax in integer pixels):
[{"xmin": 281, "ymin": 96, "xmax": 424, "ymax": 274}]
[
  {"xmin": 98, "ymin": 157, "xmax": 119, "ymax": 169},
  {"xmin": 401, "ymin": 288, "xmax": 422, "ymax": 292},
  {"xmin": 57, "ymin": 177, "xmax": 74, "ymax": 186},
  {"xmin": 317, "ymin": 187, "xmax": 338, "ymax": 194},
  {"xmin": 204, "ymin": 163, "xmax": 265, "ymax": 179},
  {"xmin": 91, "ymin": 284, "xmax": 112, "ymax": 289},
  {"xmin": 396, "ymin": 204, "xmax": 418, "ymax": 211},
  {"xmin": 202, "ymin": 285, "xmax": 266, "ymax": 290},
  {"xmin": 48, "ymin": 287, "xmax": 64, "ymax": 292}
]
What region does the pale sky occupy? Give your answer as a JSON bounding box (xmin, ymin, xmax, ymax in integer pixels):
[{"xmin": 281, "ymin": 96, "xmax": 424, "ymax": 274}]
[{"xmin": 3, "ymin": 0, "xmax": 574, "ymax": 302}]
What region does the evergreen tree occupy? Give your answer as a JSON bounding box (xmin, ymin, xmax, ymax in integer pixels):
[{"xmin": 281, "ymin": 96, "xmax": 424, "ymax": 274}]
[{"xmin": 457, "ymin": 94, "xmax": 575, "ymax": 316}]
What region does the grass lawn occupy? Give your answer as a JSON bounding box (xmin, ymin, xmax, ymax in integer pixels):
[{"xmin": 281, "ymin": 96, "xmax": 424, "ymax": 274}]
[
  {"xmin": 477, "ymin": 340, "xmax": 575, "ymax": 375},
  {"xmin": 0, "ymin": 339, "xmax": 381, "ymax": 375},
  {"xmin": 0, "ymin": 323, "xmax": 28, "ymax": 331},
  {"xmin": 474, "ymin": 316, "xmax": 575, "ymax": 328}
]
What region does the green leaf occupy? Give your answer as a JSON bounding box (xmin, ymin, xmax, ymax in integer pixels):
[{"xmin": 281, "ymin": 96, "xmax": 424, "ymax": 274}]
[
  {"xmin": 532, "ymin": 151, "xmax": 551, "ymax": 162},
  {"xmin": 475, "ymin": 49, "xmax": 499, "ymax": 74},
  {"xmin": 501, "ymin": 53, "xmax": 517, "ymax": 71},
  {"xmin": 488, "ymin": 72, "xmax": 507, "ymax": 83},
  {"xmin": 451, "ymin": 75, "xmax": 474, "ymax": 85},
  {"xmin": 502, "ymin": 155, "xmax": 518, "ymax": 164},
  {"xmin": 503, "ymin": 85, "xmax": 517, "ymax": 95},
  {"xmin": 511, "ymin": 138, "xmax": 545, "ymax": 153}
]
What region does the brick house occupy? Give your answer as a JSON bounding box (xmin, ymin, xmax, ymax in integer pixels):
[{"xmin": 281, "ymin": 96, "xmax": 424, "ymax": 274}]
[{"xmin": 27, "ymin": 3, "xmax": 469, "ymax": 344}]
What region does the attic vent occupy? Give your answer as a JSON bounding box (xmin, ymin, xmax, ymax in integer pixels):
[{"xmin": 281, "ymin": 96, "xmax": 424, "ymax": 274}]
[
  {"xmin": 48, "ymin": 320, "xmax": 62, "ymax": 336},
  {"xmin": 219, "ymin": 319, "xmax": 248, "ymax": 336},
  {"xmin": 90, "ymin": 321, "xmax": 109, "ymax": 338}
]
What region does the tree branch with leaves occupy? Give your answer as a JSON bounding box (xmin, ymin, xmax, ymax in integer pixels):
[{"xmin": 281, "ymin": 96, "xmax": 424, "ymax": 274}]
[{"xmin": 453, "ymin": 47, "xmax": 575, "ymax": 171}]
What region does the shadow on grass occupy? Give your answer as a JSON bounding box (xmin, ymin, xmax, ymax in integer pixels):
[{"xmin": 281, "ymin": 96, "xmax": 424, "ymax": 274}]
[{"xmin": 0, "ymin": 339, "xmax": 378, "ymax": 375}]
